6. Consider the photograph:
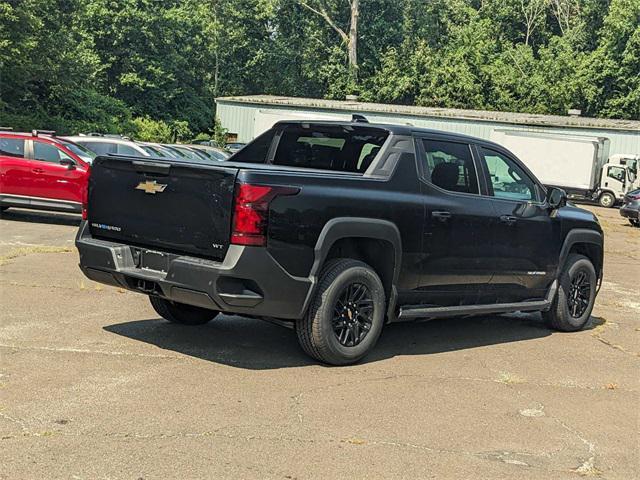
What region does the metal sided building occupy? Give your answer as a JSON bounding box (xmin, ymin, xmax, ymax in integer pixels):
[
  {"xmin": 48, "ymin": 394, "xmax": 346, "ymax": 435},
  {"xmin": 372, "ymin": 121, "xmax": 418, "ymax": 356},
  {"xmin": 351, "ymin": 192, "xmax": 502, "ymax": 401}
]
[{"xmin": 216, "ymin": 95, "xmax": 640, "ymax": 157}]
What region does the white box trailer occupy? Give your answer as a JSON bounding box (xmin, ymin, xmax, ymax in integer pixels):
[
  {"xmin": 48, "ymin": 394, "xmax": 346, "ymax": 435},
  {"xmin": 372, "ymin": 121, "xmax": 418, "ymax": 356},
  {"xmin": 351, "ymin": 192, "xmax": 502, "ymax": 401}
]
[
  {"xmin": 490, "ymin": 129, "xmax": 635, "ymax": 207},
  {"xmin": 490, "ymin": 129, "xmax": 609, "ymax": 191}
]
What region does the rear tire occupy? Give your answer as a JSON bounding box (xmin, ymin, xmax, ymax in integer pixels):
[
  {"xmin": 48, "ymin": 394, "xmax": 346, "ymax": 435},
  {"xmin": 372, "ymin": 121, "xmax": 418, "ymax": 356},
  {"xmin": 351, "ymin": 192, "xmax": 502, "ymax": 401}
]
[
  {"xmin": 629, "ymin": 218, "xmax": 639, "ymax": 228},
  {"xmin": 543, "ymin": 254, "xmax": 596, "ymax": 332},
  {"xmin": 296, "ymin": 258, "xmax": 386, "ymax": 365},
  {"xmin": 149, "ymin": 296, "xmax": 219, "ymax": 325},
  {"xmin": 598, "ymin": 192, "xmax": 615, "ymax": 208}
]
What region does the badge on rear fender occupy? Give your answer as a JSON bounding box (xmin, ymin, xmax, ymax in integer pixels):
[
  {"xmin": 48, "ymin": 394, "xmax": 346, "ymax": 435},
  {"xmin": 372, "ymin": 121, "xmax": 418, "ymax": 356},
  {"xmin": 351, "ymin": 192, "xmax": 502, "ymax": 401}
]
[{"xmin": 136, "ymin": 180, "xmax": 167, "ymax": 194}]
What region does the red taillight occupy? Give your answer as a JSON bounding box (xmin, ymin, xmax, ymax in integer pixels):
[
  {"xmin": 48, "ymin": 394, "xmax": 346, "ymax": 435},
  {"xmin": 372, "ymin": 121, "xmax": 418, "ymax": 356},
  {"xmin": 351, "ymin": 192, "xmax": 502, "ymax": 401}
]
[{"xmin": 231, "ymin": 183, "xmax": 298, "ymax": 246}]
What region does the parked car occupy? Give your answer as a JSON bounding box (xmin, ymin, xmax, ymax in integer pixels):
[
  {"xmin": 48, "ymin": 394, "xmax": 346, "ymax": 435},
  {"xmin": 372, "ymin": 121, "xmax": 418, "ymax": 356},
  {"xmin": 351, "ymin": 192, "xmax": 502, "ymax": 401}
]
[
  {"xmin": 77, "ymin": 119, "xmax": 604, "ymax": 365},
  {"xmin": 160, "ymin": 145, "xmax": 214, "ymax": 163},
  {"xmin": 174, "ymin": 140, "xmax": 231, "ymax": 160},
  {"xmin": 135, "ymin": 142, "xmax": 179, "ymax": 159},
  {"xmin": 620, "ymin": 188, "xmax": 640, "ymax": 227},
  {"xmin": 187, "ymin": 144, "xmax": 230, "ymax": 161},
  {"xmin": 63, "ymin": 135, "xmax": 151, "ymax": 158},
  {"xmin": 225, "ymin": 142, "xmax": 246, "ymax": 153},
  {"xmin": 0, "ymin": 130, "xmax": 94, "ymax": 213}
]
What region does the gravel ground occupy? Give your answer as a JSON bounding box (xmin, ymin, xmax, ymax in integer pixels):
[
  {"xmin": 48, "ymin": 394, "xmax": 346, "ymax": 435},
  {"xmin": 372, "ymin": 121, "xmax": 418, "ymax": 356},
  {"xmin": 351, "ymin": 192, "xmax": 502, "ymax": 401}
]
[{"xmin": 0, "ymin": 205, "xmax": 638, "ymax": 479}]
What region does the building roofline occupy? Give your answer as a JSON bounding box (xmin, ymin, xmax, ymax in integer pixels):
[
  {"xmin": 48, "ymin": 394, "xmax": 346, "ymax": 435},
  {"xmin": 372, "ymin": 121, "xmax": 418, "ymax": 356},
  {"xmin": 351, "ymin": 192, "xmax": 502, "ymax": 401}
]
[{"xmin": 216, "ymin": 95, "xmax": 640, "ymax": 132}]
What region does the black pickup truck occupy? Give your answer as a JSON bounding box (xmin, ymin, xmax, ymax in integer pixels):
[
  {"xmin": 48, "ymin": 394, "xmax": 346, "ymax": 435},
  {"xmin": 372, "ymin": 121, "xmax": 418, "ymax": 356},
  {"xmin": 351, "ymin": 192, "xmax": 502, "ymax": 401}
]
[{"xmin": 77, "ymin": 120, "xmax": 604, "ymax": 365}]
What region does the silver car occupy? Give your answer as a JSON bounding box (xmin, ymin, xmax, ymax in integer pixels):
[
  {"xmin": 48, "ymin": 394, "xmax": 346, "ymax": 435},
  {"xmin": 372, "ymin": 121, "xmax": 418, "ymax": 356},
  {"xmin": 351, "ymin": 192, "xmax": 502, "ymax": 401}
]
[{"xmin": 63, "ymin": 135, "xmax": 151, "ymax": 159}]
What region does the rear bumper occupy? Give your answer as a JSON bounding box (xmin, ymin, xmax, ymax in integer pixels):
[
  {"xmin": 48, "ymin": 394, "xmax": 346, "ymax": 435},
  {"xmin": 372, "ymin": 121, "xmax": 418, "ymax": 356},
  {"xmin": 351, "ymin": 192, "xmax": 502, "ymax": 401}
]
[{"xmin": 76, "ymin": 221, "xmax": 313, "ymax": 319}]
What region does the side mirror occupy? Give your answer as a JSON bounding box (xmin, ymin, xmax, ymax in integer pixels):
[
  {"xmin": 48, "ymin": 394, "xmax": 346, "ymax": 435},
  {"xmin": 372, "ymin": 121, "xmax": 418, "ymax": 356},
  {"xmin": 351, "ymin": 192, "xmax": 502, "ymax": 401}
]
[
  {"xmin": 60, "ymin": 158, "xmax": 76, "ymax": 170},
  {"xmin": 546, "ymin": 187, "xmax": 567, "ymax": 209}
]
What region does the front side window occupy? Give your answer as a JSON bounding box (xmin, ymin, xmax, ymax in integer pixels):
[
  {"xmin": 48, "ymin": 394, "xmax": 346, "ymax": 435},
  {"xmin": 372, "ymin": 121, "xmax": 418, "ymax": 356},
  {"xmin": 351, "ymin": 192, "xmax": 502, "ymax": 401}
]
[
  {"xmin": 116, "ymin": 144, "xmax": 139, "ymax": 156},
  {"xmin": 421, "ymin": 139, "xmax": 479, "ymax": 195},
  {"xmin": 607, "ymin": 166, "xmax": 626, "ymax": 183},
  {"xmin": 34, "ymin": 142, "xmax": 73, "ymax": 163},
  {"xmin": 0, "ymin": 138, "xmax": 25, "ymax": 158},
  {"xmin": 80, "ymin": 141, "xmax": 117, "ymax": 156},
  {"xmin": 61, "ymin": 141, "xmax": 97, "ymax": 163},
  {"xmin": 479, "ymin": 147, "xmax": 539, "ymax": 202}
]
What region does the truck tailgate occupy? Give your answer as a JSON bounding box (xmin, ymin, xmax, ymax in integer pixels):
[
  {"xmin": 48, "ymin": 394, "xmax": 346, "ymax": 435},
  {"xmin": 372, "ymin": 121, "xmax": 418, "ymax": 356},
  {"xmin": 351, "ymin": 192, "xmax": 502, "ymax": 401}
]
[{"xmin": 87, "ymin": 157, "xmax": 238, "ymax": 261}]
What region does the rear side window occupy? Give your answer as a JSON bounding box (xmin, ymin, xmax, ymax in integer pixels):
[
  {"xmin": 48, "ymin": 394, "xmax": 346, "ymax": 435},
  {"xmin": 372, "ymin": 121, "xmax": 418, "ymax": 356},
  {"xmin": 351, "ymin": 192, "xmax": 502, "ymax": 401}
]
[
  {"xmin": 232, "ymin": 129, "xmax": 275, "ymax": 164},
  {"xmin": 421, "ymin": 139, "xmax": 479, "ymax": 195},
  {"xmin": 80, "ymin": 142, "xmax": 117, "ymax": 156},
  {"xmin": 0, "ymin": 138, "xmax": 25, "ymax": 158},
  {"xmin": 272, "ymin": 126, "xmax": 388, "ymax": 173}
]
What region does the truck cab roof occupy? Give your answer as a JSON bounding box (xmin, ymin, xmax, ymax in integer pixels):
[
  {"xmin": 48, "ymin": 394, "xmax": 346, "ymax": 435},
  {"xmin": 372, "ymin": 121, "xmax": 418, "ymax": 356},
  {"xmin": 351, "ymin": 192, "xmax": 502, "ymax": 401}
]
[{"xmin": 271, "ymin": 120, "xmax": 506, "ymax": 151}]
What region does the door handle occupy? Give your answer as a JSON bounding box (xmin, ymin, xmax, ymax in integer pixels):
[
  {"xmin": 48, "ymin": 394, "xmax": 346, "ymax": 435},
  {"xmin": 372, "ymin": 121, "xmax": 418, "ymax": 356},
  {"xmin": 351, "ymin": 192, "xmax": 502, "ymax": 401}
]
[
  {"xmin": 32, "ymin": 168, "xmax": 44, "ymax": 174},
  {"xmin": 432, "ymin": 211, "xmax": 452, "ymax": 222},
  {"xmin": 500, "ymin": 215, "xmax": 518, "ymax": 226}
]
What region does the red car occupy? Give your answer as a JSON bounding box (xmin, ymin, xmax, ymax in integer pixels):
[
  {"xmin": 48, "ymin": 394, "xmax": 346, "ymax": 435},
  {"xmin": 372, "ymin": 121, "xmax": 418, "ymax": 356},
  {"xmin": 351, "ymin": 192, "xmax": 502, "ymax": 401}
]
[{"xmin": 0, "ymin": 130, "xmax": 95, "ymax": 214}]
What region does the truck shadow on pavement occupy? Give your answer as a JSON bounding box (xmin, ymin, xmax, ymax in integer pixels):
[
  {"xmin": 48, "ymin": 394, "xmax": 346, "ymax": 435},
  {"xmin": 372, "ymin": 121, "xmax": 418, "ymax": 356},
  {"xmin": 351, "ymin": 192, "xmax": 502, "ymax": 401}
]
[
  {"xmin": 104, "ymin": 314, "xmax": 604, "ymax": 370},
  {"xmin": 0, "ymin": 208, "xmax": 81, "ymax": 227}
]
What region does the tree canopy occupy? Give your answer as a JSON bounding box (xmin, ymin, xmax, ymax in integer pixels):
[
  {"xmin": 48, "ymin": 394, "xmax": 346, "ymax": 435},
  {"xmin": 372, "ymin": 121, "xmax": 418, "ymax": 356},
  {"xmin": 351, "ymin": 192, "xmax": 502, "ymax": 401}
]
[{"xmin": 1, "ymin": 0, "xmax": 638, "ymax": 139}]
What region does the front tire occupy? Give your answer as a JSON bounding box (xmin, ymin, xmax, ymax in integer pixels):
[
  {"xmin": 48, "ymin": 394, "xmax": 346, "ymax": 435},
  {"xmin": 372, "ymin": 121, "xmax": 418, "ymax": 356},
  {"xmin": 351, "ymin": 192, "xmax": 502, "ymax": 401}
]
[
  {"xmin": 543, "ymin": 254, "xmax": 597, "ymax": 332},
  {"xmin": 149, "ymin": 296, "xmax": 219, "ymax": 325},
  {"xmin": 599, "ymin": 192, "xmax": 615, "ymax": 208},
  {"xmin": 296, "ymin": 258, "xmax": 386, "ymax": 365}
]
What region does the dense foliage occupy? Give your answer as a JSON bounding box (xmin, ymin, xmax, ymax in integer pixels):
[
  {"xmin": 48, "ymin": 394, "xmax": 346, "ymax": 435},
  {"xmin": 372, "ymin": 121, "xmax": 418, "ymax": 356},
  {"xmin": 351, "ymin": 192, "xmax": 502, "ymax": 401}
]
[{"xmin": 1, "ymin": 0, "xmax": 638, "ymax": 139}]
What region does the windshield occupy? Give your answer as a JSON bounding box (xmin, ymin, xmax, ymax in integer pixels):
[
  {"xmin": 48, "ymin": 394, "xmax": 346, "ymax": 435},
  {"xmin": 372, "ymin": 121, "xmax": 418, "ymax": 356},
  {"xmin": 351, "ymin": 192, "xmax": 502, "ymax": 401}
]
[
  {"xmin": 198, "ymin": 148, "xmax": 228, "ymax": 161},
  {"xmin": 61, "ymin": 141, "xmax": 97, "ymax": 163},
  {"xmin": 140, "ymin": 145, "xmax": 168, "ymax": 157},
  {"xmin": 174, "ymin": 146, "xmax": 209, "ymax": 161},
  {"xmin": 163, "ymin": 146, "xmax": 190, "ymax": 159}
]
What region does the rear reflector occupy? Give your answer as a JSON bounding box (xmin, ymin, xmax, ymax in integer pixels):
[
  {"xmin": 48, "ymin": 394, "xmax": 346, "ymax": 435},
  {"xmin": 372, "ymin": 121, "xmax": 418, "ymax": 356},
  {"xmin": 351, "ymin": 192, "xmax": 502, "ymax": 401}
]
[
  {"xmin": 81, "ymin": 172, "xmax": 90, "ymax": 220},
  {"xmin": 231, "ymin": 183, "xmax": 298, "ymax": 246}
]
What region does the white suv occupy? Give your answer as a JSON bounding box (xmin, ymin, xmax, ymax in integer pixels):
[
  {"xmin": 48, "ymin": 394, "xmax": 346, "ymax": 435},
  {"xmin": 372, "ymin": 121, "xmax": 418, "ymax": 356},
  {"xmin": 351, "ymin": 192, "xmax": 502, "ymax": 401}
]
[{"xmin": 62, "ymin": 135, "xmax": 151, "ymax": 159}]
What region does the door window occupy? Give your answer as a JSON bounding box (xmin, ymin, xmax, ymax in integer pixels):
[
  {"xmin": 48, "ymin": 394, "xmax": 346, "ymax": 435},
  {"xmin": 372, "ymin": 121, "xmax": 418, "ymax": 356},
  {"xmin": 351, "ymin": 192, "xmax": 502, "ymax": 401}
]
[
  {"xmin": 117, "ymin": 144, "xmax": 139, "ymax": 155},
  {"xmin": 607, "ymin": 166, "xmax": 625, "ymax": 183},
  {"xmin": 0, "ymin": 138, "xmax": 25, "ymax": 158},
  {"xmin": 479, "ymin": 147, "xmax": 539, "ymax": 202},
  {"xmin": 420, "ymin": 140, "xmax": 479, "ymax": 194},
  {"xmin": 34, "ymin": 142, "xmax": 74, "ymax": 163},
  {"xmin": 80, "ymin": 142, "xmax": 117, "ymax": 156}
]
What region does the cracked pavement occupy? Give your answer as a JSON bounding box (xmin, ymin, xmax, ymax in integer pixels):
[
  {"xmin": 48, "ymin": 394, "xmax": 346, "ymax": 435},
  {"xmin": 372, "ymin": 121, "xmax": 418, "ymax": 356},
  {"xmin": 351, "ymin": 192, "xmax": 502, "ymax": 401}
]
[{"xmin": 0, "ymin": 207, "xmax": 638, "ymax": 479}]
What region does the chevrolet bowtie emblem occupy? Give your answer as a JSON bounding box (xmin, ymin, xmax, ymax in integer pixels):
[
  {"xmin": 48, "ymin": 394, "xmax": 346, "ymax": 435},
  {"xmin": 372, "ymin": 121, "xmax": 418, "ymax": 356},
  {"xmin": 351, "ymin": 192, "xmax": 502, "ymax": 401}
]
[{"xmin": 135, "ymin": 180, "xmax": 167, "ymax": 194}]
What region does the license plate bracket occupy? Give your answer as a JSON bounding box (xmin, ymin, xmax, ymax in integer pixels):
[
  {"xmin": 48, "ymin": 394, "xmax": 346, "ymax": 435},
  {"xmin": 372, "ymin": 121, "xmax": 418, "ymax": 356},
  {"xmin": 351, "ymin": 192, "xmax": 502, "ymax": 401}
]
[{"xmin": 140, "ymin": 249, "xmax": 169, "ymax": 273}]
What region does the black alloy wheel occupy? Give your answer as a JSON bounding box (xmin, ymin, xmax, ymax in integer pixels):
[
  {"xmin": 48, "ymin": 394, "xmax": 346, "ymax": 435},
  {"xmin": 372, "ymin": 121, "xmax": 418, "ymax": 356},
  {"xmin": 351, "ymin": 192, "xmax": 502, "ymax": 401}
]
[
  {"xmin": 543, "ymin": 253, "xmax": 596, "ymax": 332},
  {"xmin": 332, "ymin": 283, "xmax": 374, "ymax": 347},
  {"xmin": 567, "ymin": 269, "xmax": 591, "ymax": 318},
  {"xmin": 296, "ymin": 258, "xmax": 386, "ymax": 365}
]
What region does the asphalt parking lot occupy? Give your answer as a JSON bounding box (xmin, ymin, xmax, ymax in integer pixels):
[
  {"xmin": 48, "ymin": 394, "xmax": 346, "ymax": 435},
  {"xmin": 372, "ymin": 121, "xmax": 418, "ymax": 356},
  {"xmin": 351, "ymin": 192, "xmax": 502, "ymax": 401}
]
[{"xmin": 1, "ymin": 206, "xmax": 638, "ymax": 479}]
